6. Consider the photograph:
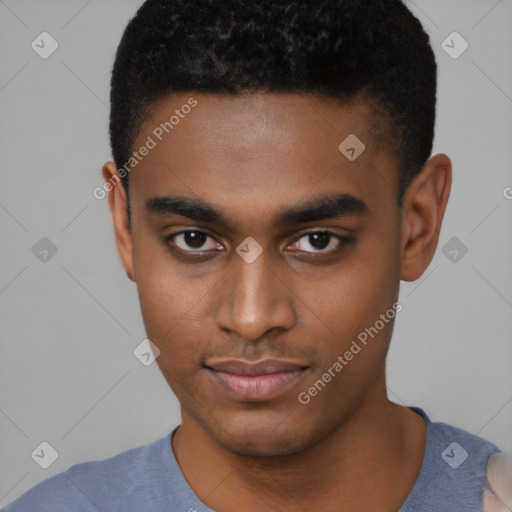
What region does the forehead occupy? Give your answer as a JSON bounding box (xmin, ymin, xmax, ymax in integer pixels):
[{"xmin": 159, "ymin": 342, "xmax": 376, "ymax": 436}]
[
  {"xmin": 140, "ymin": 91, "xmax": 382, "ymax": 155},
  {"xmin": 129, "ymin": 92, "xmax": 397, "ymax": 220}
]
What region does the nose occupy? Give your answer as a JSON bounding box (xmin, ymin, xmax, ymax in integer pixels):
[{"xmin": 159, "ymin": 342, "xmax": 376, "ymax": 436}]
[{"xmin": 214, "ymin": 252, "xmax": 296, "ymax": 343}]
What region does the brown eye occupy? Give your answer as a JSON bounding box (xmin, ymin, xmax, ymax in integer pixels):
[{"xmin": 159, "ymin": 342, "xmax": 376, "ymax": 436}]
[
  {"xmin": 307, "ymin": 232, "xmax": 331, "ymax": 250},
  {"xmin": 289, "ymin": 231, "xmax": 347, "ymax": 254},
  {"xmin": 183, "ymin": 231, "xmax": 207, "ymax": 248},
  {"xmin": 167, "ymin": 230, "xmax": 222, "ymax": 252}
]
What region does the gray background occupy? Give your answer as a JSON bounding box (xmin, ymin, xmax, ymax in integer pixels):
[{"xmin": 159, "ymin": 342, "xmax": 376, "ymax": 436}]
[{"xmin": 1, "ymin": 0, "xmax": 511, "ymax": 506}]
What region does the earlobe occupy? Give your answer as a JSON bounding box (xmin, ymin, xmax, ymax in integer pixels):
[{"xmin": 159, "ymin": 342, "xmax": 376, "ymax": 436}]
[
  {"xmin": 400, "ymin": 153, "xmax": 452, "ymax": 282},
  {"xmin": 102, "ymin": 161, "xmax": 136, "ymax": 282}
]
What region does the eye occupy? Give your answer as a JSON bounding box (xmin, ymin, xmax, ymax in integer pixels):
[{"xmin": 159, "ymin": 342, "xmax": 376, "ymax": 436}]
[
  {"xmin": 166, "ymin": 230, "xmax": 223, "ymax": 252},
  {"xmin": 287, "ymin": 230, "xmax": 353, "ymax": 254}
]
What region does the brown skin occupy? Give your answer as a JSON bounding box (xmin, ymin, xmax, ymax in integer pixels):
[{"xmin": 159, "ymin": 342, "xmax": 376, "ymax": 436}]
[{"xmin": 103, "ymin": 92, "xmax": 451, "ymax": 511}]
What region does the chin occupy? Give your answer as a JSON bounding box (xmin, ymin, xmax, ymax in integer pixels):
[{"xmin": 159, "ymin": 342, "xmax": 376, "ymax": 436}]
[
  {"xmin": 218, "ymin": 431, "xmax": 309, "ymax": 458},
  {"xmin": 202, "ymin": 410, "xmax": 319, "ymax": 458}
]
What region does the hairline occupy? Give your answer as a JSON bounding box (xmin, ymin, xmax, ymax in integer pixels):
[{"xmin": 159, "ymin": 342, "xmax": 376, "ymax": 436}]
[{"xmin": 119, "ymin": 89, "xmax": 405, "ymax": 222}]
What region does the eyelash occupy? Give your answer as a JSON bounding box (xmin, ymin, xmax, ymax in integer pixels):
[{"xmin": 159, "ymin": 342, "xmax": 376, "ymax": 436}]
[{"xmin": 163, "ymin": 229, "xmax": 355, "ymax": 259}]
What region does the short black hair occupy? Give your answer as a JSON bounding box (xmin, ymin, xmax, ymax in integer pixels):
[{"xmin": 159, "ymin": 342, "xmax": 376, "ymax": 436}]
[{"xmin": 110, "ymin": 0, "xmax": 436, "ymax": 204}]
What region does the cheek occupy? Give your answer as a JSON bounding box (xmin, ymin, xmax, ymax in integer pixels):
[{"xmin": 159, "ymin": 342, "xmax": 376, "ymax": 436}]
[
  {"xmin": 295, "ymin": 267, "xmax": 399, "ymax": 420},
  {"xmin": 138, "ymin": 277, "xmax": 208, "ymax": 358},
  {"xmin": 302, "ymin": 234, "xmax": 401, "ymax": 372},
  {"xmin": 309, "ymin": 256, "xmax": 398, "ymax": 334},
  {"xmin": 133, "ymin": 256, "xmax": 219, "ymax": 372},
  {"xmin": 132, "ymin": 250, "xmax": 192, "ymax": 352}
]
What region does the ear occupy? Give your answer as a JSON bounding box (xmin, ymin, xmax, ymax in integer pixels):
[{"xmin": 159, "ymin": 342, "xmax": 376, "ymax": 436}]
[
  {"xmin": 400, "ymin": 153, "xmax": 452, "ymax": 281},
  {"xmin": 102, "ymin": 161, "xmax": 136, "ymax": 282}
]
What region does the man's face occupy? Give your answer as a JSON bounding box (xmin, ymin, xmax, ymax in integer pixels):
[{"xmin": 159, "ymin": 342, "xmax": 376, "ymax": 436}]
[{"xmin": 123, "ymin": 92, "xmax": 404, "ymax": 456}]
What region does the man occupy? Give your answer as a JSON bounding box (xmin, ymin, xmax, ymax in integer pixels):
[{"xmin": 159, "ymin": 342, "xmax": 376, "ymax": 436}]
[{"xmin": 4, "ymin": 0, "xmax": 509, "ymax": 511}]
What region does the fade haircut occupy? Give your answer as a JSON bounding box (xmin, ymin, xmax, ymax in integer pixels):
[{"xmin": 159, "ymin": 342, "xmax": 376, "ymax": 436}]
[{"xmin": 109, "ymin": 0, "xmax": 437, "ymax": 206}]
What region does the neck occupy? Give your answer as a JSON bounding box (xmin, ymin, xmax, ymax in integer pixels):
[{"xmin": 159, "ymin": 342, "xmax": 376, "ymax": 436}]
[{"xmin": 172, "ymin": 385, "xmax": 426, "ymax": 512}]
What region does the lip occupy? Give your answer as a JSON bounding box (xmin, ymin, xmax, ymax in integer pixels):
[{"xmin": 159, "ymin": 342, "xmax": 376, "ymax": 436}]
[{"xmin": 204, "ymin": 359, "xmax": 309, "ymax": 401}]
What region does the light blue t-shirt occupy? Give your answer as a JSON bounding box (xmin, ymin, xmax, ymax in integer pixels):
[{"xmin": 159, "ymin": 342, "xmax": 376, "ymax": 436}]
[{"xmin": 2, "ymin": 407, "xmax": 500, "ymax": 511}]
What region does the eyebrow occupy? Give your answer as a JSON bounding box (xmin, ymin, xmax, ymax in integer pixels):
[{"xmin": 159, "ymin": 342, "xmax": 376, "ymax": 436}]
[{"xmin": 145, "ymin": 193, "xmax": 368, "ymax": 230}]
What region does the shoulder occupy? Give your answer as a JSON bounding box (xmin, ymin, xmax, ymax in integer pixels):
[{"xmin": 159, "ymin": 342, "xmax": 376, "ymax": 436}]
[
  {"xmin": 401, "ymin": 407, "xmax": 502, "ymax": 512},
  {"xmin": 1, "ymin": 436, "xmax": 167, "ymax": 512},
  {"xmin": 429, "ymin": 416, "xmax": 500, "ymax": 468},
  {"xmin": 484, "ymin": 452, "xmax": 512, "ymax": 511}
]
